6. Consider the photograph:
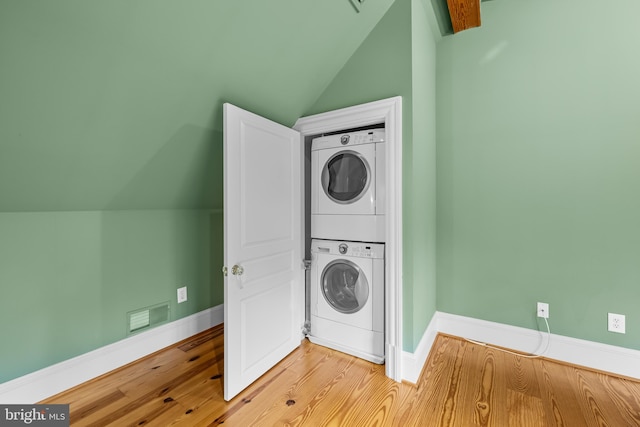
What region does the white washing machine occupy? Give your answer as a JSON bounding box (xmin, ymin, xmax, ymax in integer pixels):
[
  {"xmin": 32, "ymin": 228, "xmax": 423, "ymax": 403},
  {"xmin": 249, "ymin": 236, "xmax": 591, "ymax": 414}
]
[
  {"xmin": 309, "ymin": 239, "xmax": 384, "ymax": 364},
  {"xmin": 311, "ymin": 129, "xmax": 385, "ymax": 242}
]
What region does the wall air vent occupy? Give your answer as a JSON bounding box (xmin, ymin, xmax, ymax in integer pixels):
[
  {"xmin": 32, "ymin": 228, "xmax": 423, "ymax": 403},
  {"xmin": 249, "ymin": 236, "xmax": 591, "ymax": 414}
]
[{"xmin": 127, "ymin": 302, "xmax": 170, "ymax": 335}]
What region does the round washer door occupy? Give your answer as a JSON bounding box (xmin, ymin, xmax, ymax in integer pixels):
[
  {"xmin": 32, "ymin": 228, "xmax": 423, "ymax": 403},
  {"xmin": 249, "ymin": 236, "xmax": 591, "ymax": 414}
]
[
  {"xmin": 320, "ymin": 150, "xmax": 371, "ymax": 204},
  {"xmin": 321, "ymin": 259, "xmax": 369, "ymax": 314}
]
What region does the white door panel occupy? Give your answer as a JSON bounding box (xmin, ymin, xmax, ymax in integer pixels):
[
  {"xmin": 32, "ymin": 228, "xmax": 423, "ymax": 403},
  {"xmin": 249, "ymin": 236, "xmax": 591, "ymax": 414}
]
[
  {"xmin": 223, "ymin": 103, "xmax": 303, "ymax": 401},
  {"xmin": 240, "ymin": 281, "xmax": 295, "ymax": 370},
  {"xmin": 239, "ymin": 123, "xmax": 295, "ymax": 247}
]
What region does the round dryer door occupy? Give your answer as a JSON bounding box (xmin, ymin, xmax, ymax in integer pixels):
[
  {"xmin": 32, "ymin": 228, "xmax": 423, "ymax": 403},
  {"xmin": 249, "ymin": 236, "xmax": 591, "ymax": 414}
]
[
  {"xmin": 321, "ymin": 259, "xmax": 369, "ymax": 314},
  {"xmin": 321, "ymin": 150, "xmax": 371, "ymax": 204}
]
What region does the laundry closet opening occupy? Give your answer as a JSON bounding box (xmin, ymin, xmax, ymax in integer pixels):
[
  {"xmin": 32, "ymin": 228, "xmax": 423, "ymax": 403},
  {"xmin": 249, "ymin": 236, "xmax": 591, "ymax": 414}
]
[
  {"xmin": 223, "ymin": 97, "xmax": 403, "ymax": 400},
  {"xmin": 303, "ymin": 123, "xmax": 387, "ymax": 364}
]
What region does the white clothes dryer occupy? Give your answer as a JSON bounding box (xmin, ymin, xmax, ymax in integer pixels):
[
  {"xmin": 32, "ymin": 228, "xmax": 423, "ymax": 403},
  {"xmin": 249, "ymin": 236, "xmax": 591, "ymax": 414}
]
[
  {"xmin": 311, "ymin": 129, "xmax": 385, "ymax": 242},
  {"xmin": 309, "ymin": 239, "xmax": 384, "ymax": 364}
]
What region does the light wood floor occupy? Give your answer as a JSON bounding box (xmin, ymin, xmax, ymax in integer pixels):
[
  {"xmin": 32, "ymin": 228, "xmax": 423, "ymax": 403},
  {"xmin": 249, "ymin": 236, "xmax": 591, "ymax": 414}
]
[{"xmin": 42, "ymin": 325, "xmax": 640, "ymax": 426}]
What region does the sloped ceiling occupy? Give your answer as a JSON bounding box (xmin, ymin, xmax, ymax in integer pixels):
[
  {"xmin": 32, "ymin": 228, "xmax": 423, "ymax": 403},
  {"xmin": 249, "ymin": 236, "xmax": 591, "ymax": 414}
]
[{"xmin": 0, "ymin": 0, "xmax": 395, "ymax": 211}]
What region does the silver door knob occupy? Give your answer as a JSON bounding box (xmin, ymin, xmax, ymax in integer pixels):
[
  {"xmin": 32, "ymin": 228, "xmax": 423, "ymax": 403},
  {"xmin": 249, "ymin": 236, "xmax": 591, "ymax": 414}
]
[
  {"xmin": 222, "ymin": 266, "xmax": 228, "ymax": 277},
  {"xmin": 231, "ymin": 264, "xmax": 244, "ymax": 276}
]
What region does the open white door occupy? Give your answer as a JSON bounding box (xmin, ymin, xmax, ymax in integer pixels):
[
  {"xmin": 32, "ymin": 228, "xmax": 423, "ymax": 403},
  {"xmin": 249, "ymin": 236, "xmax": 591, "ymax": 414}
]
[{"xmin": 223, "ymin": 103, "xmax": 304, "ymax": 401}]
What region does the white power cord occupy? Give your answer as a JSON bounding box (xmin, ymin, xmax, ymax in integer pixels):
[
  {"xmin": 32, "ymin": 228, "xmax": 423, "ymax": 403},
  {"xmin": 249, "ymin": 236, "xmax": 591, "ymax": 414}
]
[{"xmin": 463, "ymin": 317, "xmax": 551, "ymax": 359}]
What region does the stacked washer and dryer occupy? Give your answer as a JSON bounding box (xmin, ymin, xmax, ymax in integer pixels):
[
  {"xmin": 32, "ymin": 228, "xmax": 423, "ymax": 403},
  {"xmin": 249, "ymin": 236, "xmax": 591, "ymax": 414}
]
[{"xmin": 308, "ymin": 129, "xmax": 385, "ymax": 364}]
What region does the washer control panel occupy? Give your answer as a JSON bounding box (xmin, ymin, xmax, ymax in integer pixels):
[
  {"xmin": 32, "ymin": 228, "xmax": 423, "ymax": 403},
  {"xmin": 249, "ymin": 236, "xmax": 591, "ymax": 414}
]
[
  {"xmin": 311, "ymin": 239, "xmax": 384, "ymax": 259},
  {"xmin": 349, "ymin": 245, "xmax": 373, "ymax": 257}
]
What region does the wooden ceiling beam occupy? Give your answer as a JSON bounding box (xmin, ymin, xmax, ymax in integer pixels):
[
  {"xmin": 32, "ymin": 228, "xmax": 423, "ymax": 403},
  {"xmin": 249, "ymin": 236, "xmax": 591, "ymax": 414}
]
[{"xmin": 447, "ymin": 0, "xmax": 481, "ymax": 33}]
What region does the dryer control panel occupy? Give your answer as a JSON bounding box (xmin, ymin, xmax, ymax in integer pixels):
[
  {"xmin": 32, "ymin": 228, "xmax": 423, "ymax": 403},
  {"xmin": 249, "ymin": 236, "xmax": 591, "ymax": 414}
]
[
  {"xmin": 347, "ymin": 131, "xmax": 384, "ymax": 146},
  {"xmin": 311, "ymin": 129, "xmax": 385, "ymax": 151}
]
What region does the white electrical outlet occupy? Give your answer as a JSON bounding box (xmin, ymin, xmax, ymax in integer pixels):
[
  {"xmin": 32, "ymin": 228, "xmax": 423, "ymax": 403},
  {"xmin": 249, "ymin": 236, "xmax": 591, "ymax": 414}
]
[
  {"xmin": 608, "ymin": 313, "xmax": 625, "ymax": 334},
  {"xmin": 177, "ymin": 286, "xmax": 188, "ymax": 304},
  {"xmin": 537, "ymin": 302, "xmax": 549, "ymax": 318}
]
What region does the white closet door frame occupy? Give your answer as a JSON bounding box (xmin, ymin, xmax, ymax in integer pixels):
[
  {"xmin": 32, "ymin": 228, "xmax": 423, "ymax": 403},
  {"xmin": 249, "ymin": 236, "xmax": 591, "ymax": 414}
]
[{"xmin": 294, "ymin": 96, "xmax": 403, "ymax": 381}]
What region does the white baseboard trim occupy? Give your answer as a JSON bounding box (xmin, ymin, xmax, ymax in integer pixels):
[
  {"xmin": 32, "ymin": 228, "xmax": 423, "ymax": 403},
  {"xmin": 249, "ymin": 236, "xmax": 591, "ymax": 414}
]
[
  {"xmin": 402, "ymin": 311, "xmax": 640, "ymax": 383},
  {"xmin": 0, "ymin": 305, "xmax": 224, "ymax": 404},
  {"xmin": 6, "ymin": 307, "xmax": 638, "ymax": 403},
  {"xmin": 401, "ymin": 314, "xmax": 439, "ymax": 384}
]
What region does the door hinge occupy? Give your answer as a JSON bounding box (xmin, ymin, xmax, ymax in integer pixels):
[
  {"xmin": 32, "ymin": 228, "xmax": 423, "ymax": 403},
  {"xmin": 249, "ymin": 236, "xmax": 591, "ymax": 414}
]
[{"xmin": 303, "ymin": 259, "xmax": 312, "ymax": 270}]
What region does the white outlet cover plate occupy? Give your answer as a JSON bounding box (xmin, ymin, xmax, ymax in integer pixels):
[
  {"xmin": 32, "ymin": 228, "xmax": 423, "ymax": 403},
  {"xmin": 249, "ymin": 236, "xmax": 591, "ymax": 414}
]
[
  {"xmin": 608, "ymin": 313, "xmax": 625, "ymax": 334},
  {"xmin": 177, "ymin": 286, "xmax": 188, "ymax": 303},
  {"xmin": 537, "ymin": 302, "xmax": 549, "ymax": 318}
]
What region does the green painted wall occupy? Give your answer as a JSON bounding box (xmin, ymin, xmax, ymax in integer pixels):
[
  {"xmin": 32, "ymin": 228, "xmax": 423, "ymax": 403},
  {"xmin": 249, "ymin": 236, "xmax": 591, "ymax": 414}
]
[
  {"xmin": 0, "ymin": 0, "xmax": 395, "ymax": 212},
  {"xmin": 0, "ymin": 213, "xmax": 102, "ymax": 382},
  {"xmin": 0, "ymin": 210, "xmax": 220, "ymax": 383},
  {"xmin": 307, "ymin": 0, "xmax": 438, "ymax": 351},
  {"xmin": 0, "ymin": 0, "xmax": 397, "ymax": 383},
  {"xmin": 437, "ymin": 0, "xmax": 640, "ymax": 349},
  {"xmin": 410, "ymin": 0, "xmax": 438, "ymax": 351}
]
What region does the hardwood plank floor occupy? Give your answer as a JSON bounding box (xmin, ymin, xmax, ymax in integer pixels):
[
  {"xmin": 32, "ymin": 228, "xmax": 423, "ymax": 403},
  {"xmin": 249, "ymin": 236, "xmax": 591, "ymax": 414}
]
[{"xmin": 41, "ymin": 325, "xmax": 640, "ymax": 426}]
